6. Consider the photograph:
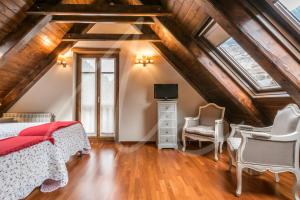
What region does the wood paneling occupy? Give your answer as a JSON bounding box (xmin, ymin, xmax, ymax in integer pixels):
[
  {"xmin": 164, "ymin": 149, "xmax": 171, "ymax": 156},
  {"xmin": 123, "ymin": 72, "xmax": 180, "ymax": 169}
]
[
  {"xmin": 161, "ymin": 0, "xmax": 209, "ymax": 35},
  {"xmin": 26, "ymin": 142, "xmax": 299, "ymax": 200},
  {"xmin": 0, "ymin": 23, "xmax": 93, "ymax": 113},
  {"xmin": 0, "ymin": 0, "xmax": 96, "ymax": 112}
]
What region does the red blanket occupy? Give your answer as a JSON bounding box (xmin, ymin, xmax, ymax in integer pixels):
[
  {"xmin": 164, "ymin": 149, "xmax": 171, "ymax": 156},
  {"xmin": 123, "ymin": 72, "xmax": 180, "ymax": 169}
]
[
  {"xmin": 0, "ymin": 136, "xmax": 54, "ymax": 156},
  {"xmin": 19, "ymin": 121, "xmax": 79, "ymax": 137}
]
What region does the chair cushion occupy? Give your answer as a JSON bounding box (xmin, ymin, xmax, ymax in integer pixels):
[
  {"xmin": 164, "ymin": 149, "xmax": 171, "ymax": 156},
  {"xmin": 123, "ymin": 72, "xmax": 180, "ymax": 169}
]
[
  {"xmin": 185, "ymin": 125, "xmax": 214, "ymax": 137},
  {"xmin": 227, "ymin": 137, "xmax": 241, "ymax": 152}
]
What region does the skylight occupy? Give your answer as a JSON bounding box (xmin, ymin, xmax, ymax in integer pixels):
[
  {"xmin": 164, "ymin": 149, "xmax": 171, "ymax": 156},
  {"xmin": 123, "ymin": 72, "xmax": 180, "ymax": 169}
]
[
  {"xmin": 218, "ymin": 38, "xmax": 280, "ymax": 90},
  {"xmin": 200, "ymin": 22, "xmax": 280, "ymax": 91}
]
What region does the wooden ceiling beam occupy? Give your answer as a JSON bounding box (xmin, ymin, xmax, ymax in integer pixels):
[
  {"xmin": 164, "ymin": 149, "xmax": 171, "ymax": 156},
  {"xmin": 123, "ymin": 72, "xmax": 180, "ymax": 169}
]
[
  {"xmin": 197, "ymin": 0, "xmax": 300, "ymax": 105},
  {"xmin": 128, "ymin": 1, "xmax": 266, "ymax": 125},
  {"xmin": 0, "ymin": 15, "xmax": 52, "ymax": 68},
  {"xmin": 27, "ymin": 4, "xmax": 172, "ymax": 16},
  {"xmin": 51, "ymin": 16, "xmax": 154, "ymax": 24},
  {"xmin": 62, "ymin": 33, "xmax": 160, "ymax": 41},
  {"xmin": 0, "ymin": 0, "xmax": 63, "ymax": 69},
  {"xmin": 0, "ymin": 23, "xmax": 94, "ymax": 113}
]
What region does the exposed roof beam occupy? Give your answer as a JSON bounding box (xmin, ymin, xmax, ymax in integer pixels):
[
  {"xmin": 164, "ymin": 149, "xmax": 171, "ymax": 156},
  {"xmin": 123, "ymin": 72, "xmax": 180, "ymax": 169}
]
[
  {"xmin": 27, "ymin": 4, "xmax": 172, "ymax": 16},
  {"xmin": 0, "ymin": 0, "xmax": 65, "ymax": 68},
  {"xmin": 51, "ymin": 16, "xmax": 154, "ymax": 24},
  {"xmin": 197, "ymin": 0, "xmax": 300, "ymax": 105},
  {"xmin": 62, "ymin": 33, "xmax": 160, "ymax": 41},
  {"xmin": 0, "ymin": 24, "xmax": 94, "ymax": 113},
  {"xmin": 129, "ymin": 0, "xmax": 266, "ymax": 125},
  {"xmin": 0, "ymin": 16, "xmax": 52, "ymax": 69}
]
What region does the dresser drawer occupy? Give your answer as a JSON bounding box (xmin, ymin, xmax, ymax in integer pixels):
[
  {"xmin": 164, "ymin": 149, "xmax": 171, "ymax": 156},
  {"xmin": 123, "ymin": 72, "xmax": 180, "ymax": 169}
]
[
  {"xmin": 160, "ymin": 136, "xmax": 176, "ymax": 144},
  {"xmin": 159, "ymin": 112, "xmax": 175, "ymax": 120},
  {"xmin": 159, "ymin": 128, "xmax": 176, "ymax": 135},
  {"xmin": 159, "ymin": 120, "xmax": 176, "ymax": 128},
  {"xmin": 159, "ymin": 104, "xmax": 175, "ymax": 112}
]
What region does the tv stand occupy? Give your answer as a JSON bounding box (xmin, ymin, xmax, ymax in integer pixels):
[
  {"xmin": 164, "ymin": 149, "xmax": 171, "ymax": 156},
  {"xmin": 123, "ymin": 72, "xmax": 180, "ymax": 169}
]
[{"xmin": 157, "ymin": 100, "xmax": 178, "ymax": 149}]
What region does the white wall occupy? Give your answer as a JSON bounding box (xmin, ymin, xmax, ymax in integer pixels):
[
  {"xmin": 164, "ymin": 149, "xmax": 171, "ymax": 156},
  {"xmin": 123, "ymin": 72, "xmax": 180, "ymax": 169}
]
[
  {"xmin": 9, "ymin": 23, "xmax": 206, "ymax": 141},
  {"xmin": 9, "ymin": 63, "xmax": 75, "ymax": 121}
]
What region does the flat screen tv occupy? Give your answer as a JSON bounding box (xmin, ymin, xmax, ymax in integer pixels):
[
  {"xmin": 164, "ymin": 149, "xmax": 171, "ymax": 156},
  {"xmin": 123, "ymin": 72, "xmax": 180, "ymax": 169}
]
[{"xmin": 154, "ymin": 84, "xmax": 178, "ymax": 100}]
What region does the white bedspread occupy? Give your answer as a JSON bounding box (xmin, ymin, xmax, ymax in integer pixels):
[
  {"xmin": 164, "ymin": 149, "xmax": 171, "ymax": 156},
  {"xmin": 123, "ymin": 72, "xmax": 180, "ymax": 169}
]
[
  {"xmin": 0, "ymin": 122, "xmax": 43, "ymax": 139},
  {"xmin": 0, "ymin": 122, "xmax": 91, "ymax": 162},
  {"xmin": 52, "ymin": 123, "xmax": 91, "ymax": 162},
  {"xmin": 0, "ymin": 141, "xmax": 68, "ymax": 200}
]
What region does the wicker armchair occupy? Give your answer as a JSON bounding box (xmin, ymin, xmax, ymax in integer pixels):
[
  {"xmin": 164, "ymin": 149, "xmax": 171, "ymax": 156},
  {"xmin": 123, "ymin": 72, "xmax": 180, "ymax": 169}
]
[
  {"xmin": 227, "ymin": 104, "xmax": 300, "ymax": 199},
  {"xmin": 182, "ymin": 103, "xmax": 225, "ymax": 161}
]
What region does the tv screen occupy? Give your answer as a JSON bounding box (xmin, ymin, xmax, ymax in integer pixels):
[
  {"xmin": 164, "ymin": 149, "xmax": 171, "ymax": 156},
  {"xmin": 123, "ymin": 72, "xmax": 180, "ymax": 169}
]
[{"xmin": 154, "ymin": 84, "xmax": 178, "ymax": 100}]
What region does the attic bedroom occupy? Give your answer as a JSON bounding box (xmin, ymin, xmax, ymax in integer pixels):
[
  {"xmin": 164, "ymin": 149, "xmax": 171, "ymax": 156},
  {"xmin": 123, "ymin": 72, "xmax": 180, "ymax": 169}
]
[{"xmin": 0, "ymin": 0, "xmax": 299, "ymax": 199}]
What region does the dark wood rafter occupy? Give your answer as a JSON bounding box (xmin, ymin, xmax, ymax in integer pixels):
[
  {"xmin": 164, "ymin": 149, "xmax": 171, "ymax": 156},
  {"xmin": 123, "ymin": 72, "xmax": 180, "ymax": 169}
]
[
  {"xmin": 0, "ymin": 0, "xmax": 66, "ymax": 68},
  {"xmin": 27, "ymin": 4, "xmax": 172, "ymax": 16},
  {"xmin": 129, "ymin": 1, "xmax": 266, "ymax": 125},
  {"xmin": 62, "ymin": 33, "xmax": 160, "ymax": 41},
  {"xmin": 196, "ymin": 0, "xmax": 300, "ymax": 105},
  {"xmin": 0, "ymin": 16, "xmax": 53, "ymax": 69},
  {"xmin": 51, "ymin": 16, "xmax": 154, "ymax": 24},
  {"xmin": 0, "ymin": 23, "xmax": 94, "ymax": 113}
]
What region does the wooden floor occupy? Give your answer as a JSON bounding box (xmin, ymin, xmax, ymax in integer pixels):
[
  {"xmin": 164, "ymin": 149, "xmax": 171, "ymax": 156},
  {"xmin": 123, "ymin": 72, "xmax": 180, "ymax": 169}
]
[{"xmin": 26, "ymin": 142, "xmax": 298, "ymax": 200}]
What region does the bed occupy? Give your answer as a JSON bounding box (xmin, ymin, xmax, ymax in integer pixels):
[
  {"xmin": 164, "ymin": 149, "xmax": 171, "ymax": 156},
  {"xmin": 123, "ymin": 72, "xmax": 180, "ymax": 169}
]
[
  {"xmin": 0, "ymin": 137, "xmax": 68, "ymax": 200},
  {"xmin": 0, "ymin": 122, "xmax": 91, "ymax": 162}
]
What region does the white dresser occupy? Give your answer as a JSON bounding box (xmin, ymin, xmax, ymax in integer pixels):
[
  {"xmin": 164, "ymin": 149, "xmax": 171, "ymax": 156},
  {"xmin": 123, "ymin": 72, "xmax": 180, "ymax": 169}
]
[{"xmin": 157, "ymin": 100, "xmax": 178, "ymax": 149}]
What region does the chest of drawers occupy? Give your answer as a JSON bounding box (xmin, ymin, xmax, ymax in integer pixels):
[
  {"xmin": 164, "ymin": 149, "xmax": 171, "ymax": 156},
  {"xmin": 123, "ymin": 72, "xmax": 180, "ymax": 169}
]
[{"xmin": 157, "ymin": 101, "xmax": 178, "ymax": 149}]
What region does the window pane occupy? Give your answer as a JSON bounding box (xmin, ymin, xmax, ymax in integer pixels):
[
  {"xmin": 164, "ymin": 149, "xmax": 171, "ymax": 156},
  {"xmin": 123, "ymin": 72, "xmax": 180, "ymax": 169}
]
[
  {"xmin": 219, "ymin": 38, "xmax": 280, "ymax": 89},
  {"xmin": 81, "ymin": 58, "xmax": 97, "ymax": 136},
  {"xmin": 100, "ymin": 58, "xmax": 115, "ymax": 134},
  {"xmin": 101, "ymin": 58, "xmax": 115, "ymax": 73},
  {"xmin": 278, "ymin": 0, "xmax": 300, "ymax": 21}
]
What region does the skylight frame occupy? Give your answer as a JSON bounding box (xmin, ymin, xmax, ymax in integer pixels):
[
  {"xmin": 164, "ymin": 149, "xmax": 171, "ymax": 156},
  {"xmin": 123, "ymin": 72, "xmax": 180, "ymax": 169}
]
[
  {"xmin": 217, "ymin": 38, "xmax": 281, "ymax": 91},
  {"xmin": 270, "ymin": 0, "xmax": 300, "ymax": 32},
  {"xmin": 196, "ymin": 18, "xmax": 283, "ymax": 94}
]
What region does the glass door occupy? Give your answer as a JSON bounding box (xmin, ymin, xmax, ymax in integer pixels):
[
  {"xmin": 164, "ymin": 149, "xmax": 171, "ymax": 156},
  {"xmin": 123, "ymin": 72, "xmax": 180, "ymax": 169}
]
[
  {"xmin": 80, "ymin": 57, "xmax": 97, "ymax": 137},
  {"xmin": 100, "ymin": 58, "xmax": 116, "ymax": 137},
  {"xmin": 77, "ymin": 54, "xmax": 118, "ymax": 139}
]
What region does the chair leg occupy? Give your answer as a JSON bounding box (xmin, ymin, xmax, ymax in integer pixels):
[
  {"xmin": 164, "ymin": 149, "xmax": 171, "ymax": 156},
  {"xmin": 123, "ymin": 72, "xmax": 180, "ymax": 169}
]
[
  {"xmin": 275, "ymin": 173, "xmax": 280, "ymax": 183},
  {"xmin": 219, "ymin": 141, "xmax": 224, "ymax": 154},
  {"xmin": 214, "ymin": 142, "xmax": 219, "ymax": 161},
  {"xmin": 293, "ymin": 171, "xmax": 300, "ymax": 200},
  {"xmin": 182, "ymin": 133, "xmax": 186, "ymax": 152},
  {"xmin": 236, "ymin": 164, "xmax": 243, "ymax": 197},
  {"xmin": 228, "ymin": 156, "xmax": 233, "ymax": 172},
  {"xmin": 199, "ymin": 141, "xmax": 202, "ymax": 149}
]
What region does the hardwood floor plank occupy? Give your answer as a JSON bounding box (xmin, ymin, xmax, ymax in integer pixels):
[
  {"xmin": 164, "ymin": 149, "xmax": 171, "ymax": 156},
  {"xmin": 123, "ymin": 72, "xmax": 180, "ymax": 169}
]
[{"xmin": 26, "ymin": 142, "xmax": 297, "ymax": 200}]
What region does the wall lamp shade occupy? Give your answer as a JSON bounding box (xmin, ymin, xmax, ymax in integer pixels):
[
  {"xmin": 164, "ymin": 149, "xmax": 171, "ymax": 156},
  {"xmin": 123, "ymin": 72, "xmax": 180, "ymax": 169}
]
[
  {"xmin": 135, "ymin": 55, "xmax": 154, "ymax": 66},
  {"xmin": 57, "ymin": 55, "xmax": 68, "ymax": 68}
]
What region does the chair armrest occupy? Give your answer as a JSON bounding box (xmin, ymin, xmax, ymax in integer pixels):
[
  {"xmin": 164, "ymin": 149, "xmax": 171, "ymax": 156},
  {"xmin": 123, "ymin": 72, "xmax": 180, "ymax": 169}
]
[
  {"xmin": 240, "ymin": 130, "xmax": 271, "ymax": 139},
  {"xmin": 183, "ymin": 117, "xmax": 199, "ymax": 129},
  {"xmin": 228, "ymin": 124, "xmax": 272, "ymax": 139}
]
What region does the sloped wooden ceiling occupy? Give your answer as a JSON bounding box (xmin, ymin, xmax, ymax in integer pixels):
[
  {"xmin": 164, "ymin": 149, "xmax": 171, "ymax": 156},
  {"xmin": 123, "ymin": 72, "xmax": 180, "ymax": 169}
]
[
  {"xmin": 0, "ymin": 0, "xmax": 298, "ymax": 125},
  {"xmin": 0, "ymin": 0, "xmax": 96, "ymax": 111}
]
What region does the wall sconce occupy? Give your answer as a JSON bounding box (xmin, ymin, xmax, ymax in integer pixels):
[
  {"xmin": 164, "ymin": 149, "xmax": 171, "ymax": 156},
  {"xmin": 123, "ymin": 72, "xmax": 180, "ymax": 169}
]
[
  {"xmin": 135, "ymin": 55, "xmax": 154, "ymax": 67},
  {"xmin": 57, "ymin": 54, "xmax": 68, "ymax": 68}
]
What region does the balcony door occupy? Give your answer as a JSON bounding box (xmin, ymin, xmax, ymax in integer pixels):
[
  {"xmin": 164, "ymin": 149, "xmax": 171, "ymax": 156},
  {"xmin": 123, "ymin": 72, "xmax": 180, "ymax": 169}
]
[{"xmin": 76, "ymin": 53, "xmax": 119, "ymax": 140}]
